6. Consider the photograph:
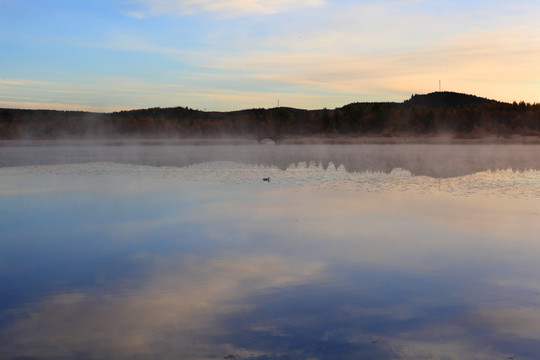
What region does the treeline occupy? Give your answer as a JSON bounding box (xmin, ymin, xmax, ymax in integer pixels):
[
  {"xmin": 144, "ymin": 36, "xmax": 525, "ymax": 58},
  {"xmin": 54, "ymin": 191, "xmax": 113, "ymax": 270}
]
[{"xmin": 1, "ymin": 92, "xmax": 539, "ymax": 140}]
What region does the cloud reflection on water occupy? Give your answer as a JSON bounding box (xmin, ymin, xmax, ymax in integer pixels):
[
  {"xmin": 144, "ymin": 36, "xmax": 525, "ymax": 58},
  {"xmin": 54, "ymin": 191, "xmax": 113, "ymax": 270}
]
[
  {"xmin": 0, "ymin": 160, "xmax": 539, "ymax": 359},
  {"xmin": 1, "ymin": 255, "xmax": 325, "ymax": 359}
]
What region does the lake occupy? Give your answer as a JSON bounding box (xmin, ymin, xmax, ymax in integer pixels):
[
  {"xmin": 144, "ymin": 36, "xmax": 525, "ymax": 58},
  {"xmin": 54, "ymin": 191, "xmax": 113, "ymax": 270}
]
[{"xmin": 1, "ymin": 143, "xmax": 540, "ymax": 360}]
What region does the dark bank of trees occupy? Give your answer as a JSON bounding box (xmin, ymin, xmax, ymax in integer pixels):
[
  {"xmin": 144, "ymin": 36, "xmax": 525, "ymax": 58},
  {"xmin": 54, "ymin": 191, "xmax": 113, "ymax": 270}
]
[{"xmin": 1, "ymin": 92, "xmax": 540, "ymax": 140}]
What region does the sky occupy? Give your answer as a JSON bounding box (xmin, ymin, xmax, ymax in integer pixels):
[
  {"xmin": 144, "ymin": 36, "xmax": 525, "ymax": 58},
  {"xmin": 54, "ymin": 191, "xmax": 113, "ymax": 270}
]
[{"xmin": 1, "ymin": 0, "xmax": 540, "ymax": 112}]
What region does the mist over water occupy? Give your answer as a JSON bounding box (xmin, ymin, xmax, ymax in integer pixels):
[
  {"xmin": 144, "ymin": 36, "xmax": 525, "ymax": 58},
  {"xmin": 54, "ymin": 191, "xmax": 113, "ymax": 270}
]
[
  {"xmin": 1, "ymin": 144, "xmax": 539, "ymax": 360},
  {"xmin": 2, "ymin": 142, "xmax": 540, "ymax": 177}
]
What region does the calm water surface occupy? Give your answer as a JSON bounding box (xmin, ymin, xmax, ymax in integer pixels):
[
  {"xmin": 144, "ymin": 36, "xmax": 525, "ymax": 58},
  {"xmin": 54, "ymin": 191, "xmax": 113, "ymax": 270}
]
[{"xmin": 1, "ymin": 144, "xmax": 540, "ymax": 360}]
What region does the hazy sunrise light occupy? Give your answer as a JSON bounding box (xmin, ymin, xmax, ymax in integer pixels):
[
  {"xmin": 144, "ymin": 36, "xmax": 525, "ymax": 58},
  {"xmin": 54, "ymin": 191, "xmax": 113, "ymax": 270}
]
[{"xmin": 1, "ymin": 0, "xmax": 540, "ymax": 111}]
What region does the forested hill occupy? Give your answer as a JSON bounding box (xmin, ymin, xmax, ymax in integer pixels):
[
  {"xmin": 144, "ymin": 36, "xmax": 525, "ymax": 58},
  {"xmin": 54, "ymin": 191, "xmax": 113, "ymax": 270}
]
[
  {"xmin": 1, "ymin": 91, "xmax": 539, "ymax": 140},
  {"xmin": 405, "ymin": 91, "xmax": 498, "ymax": 108}
]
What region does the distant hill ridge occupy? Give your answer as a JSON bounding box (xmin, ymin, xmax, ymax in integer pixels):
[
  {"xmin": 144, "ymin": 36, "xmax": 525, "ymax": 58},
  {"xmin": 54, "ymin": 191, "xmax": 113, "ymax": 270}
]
[
  {"xmin": 1, "ymin": 91, "xmax": 538, "ymax": 140},
  {"xmin": 404, "ymin": 91, "xmax": 500, "ymax": 108},
  {"xmin": 0, "ymin": 91, "xmax": 508, "ymax": 115}
]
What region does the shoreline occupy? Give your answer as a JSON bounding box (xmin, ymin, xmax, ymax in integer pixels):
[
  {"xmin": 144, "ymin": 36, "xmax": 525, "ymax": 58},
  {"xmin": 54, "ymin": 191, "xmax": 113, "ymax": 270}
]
[{"xmin": 1, "ymin": 134, "xmax": 540, "ymax": 146}]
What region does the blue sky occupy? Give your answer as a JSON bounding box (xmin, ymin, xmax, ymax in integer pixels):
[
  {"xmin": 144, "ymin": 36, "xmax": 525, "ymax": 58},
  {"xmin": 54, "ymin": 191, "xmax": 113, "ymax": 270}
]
[{"xmin": 1, "ymin": 0, "xmax": 540, "ymax": 111}]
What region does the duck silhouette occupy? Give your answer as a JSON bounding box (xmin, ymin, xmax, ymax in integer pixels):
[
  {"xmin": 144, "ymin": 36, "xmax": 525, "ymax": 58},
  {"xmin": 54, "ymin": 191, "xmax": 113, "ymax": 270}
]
[{"xmin": 263, "ymin": 177, "xmax": 270, "ymax": 182}]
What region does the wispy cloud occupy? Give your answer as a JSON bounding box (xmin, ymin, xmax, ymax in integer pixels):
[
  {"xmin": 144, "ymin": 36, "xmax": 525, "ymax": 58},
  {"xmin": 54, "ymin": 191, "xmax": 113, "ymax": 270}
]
[
  {"xmin": 191, "ymin": 18, "xmax": 540, "ymax": 103},
  {"xmin": 0, "ymin": 78, "xmax": 54, "ymax": 86},
  {"xmin": 127, "ymin": 0, "xmax": 324, "ymax": 17}
]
